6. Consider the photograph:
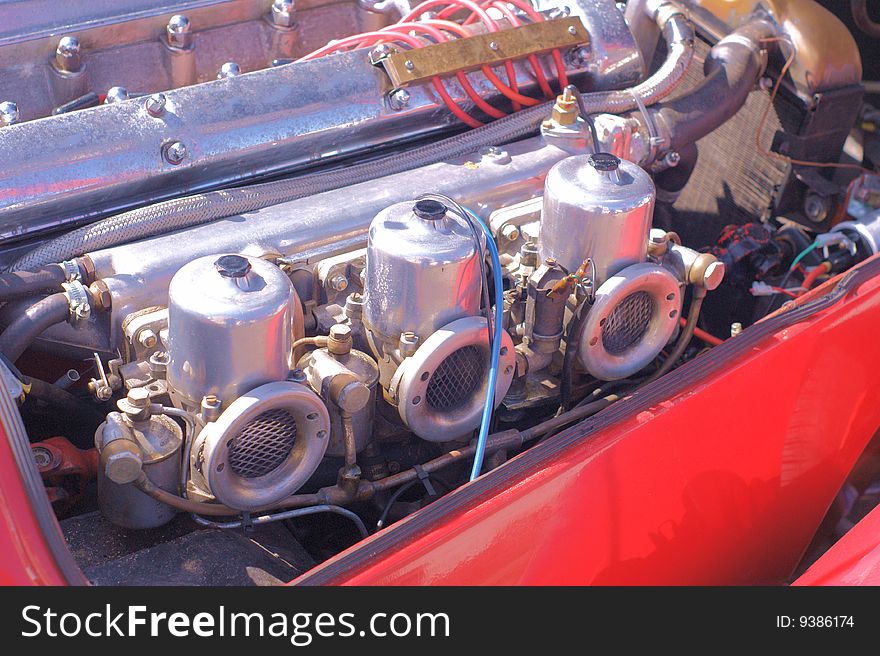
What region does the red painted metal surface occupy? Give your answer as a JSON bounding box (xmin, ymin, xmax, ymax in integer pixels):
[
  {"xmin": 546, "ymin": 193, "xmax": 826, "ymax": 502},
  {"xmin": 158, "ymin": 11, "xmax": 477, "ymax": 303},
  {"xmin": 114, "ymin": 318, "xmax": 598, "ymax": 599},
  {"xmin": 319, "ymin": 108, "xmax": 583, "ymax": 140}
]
[
  {"xmin": 1, "ymin": 258, "xmax": 879, "ymax": 585},
  {"xmin": 794, "ymin": 503, "xmax": 880, "ymax": 586},
  {"xmin": 298, "ymin": 257, "xmax": 880, "ymax": 585},
  {"xmin": 31, "ymin": 437, "xmax": 98, "ymax": 514}
]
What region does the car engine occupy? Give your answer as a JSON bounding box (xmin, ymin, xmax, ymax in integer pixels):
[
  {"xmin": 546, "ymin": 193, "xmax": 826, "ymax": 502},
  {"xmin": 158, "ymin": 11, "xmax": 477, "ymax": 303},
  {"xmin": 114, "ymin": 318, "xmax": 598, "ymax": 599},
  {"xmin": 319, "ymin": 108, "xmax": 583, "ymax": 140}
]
[{"xmin": 0, "ymin": 0, "xmax": 877, "ymax": 584}]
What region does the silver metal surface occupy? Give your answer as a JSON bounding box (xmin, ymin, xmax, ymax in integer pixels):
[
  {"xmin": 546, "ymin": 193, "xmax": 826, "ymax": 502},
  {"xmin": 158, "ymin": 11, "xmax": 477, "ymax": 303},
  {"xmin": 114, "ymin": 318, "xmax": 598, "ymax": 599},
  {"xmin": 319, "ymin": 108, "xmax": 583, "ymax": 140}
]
[
  {"xmin": 0, "ymin": 1, "xmax": 367, "ymax": 120},
  {"xmin": 298, "ymin": 346, "xmax": 379, "ymax": 457},
  {"xmin": 363, "ymin": 201, "xmax": 482, "ymax": 349},
  {"xmin": 540, "ymin": 153, "xmax": 655, "ymax": 284},
  {"xmin": 95, "ymin": 411, "xmax": 183, "ymax": 529},
  {"xmin": 189, "ymin": 381, "xmax": 331, "ymax": 510},
  {"xmin": 0, "ymin": 356, "xmax": 23, "ymax": 401},
  {"xmin": 538, "ymin": 0, "xmax": 646, "ymax": 86},
  {"xmin": 662, "ymin": 239, "xmax": 725, "ymax": 290},
  {"xmin": 390, "ymin": 316, "xmax": 516, "ymax": 441},
  {"xmin": 166, "ymin": 254, "xmax": 298, "ymax": 409},
  {"xmin": 0, "ymin": 101, "xmax": 19, "ymax": 127},
  {"xmin": 48, "ymin": 133, "xmax": 591, "ymax": 353},
  {"xmin": 0, "ymin": 0, "xmax": 642, "ymax": 245},
  {"xmin": 577, "ymin": 262, "xmax": 681, "ymax": 380},
  {"xmin": 834, "ymin": 213, "xmax": 880, "ymax": 256}
]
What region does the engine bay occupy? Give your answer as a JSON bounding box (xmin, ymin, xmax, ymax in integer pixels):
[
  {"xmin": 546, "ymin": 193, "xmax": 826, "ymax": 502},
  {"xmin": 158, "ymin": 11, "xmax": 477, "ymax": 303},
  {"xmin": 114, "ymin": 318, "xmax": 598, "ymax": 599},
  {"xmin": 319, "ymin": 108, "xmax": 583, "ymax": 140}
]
[{"xmin": 0, "ymin": 0, "xmax": 878, "ymax": 585}]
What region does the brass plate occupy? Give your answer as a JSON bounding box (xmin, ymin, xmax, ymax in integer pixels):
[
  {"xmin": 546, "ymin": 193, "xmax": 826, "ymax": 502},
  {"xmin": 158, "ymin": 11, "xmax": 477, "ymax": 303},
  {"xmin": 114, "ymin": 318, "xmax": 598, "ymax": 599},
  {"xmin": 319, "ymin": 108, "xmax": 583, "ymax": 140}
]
[{"xmin": 379, "ymin": 17, "xmax": 589, "ymax": 88}]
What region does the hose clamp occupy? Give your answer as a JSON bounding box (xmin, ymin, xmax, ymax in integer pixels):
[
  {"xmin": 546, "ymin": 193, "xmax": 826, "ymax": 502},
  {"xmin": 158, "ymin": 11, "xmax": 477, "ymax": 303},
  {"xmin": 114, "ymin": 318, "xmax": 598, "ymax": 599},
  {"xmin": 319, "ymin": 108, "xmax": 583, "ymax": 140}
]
[
  {"xmin": 630, "ymin": 89, "xmax": 666, "ymax": 163},
  {"xmin": 60, "ymin": 259, "xmax": 81, "ymax": 282},
  {"xmin": 62, "ymin": 280, "xmax": 91, "ymax": 324}
]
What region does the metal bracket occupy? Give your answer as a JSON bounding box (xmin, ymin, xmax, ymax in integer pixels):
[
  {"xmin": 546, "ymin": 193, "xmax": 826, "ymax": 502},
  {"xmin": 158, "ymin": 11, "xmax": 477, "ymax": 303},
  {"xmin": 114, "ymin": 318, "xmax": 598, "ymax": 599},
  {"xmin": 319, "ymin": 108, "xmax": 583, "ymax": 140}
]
[{"xmin": 376, "ymin": 17, "xmax": 589, "ymax": 88}]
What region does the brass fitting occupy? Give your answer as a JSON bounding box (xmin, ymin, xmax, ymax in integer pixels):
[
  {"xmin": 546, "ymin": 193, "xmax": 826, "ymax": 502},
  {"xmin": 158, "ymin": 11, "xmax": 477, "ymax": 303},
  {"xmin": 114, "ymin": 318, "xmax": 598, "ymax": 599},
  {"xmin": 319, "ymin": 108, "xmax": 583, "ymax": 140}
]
[
  {"xmin": 550, "ymin": 88, "xmax": 578, "ymax": 126},
  {"xmin": 327, "ymin": 323, "xmax": 353, "ymax": 356}
]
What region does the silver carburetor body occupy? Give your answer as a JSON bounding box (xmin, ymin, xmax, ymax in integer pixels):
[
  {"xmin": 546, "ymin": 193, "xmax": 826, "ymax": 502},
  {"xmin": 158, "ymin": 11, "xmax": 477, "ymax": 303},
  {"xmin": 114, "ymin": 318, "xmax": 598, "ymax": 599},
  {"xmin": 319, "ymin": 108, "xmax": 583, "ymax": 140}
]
[
  {"xmin": 362, "ymin": 199, "xmax": 483, "ymax": 377},
  {"xmin": 538, "ymin": 153, "xmax": 683, "ymax": 381},
  {"xmin": 362, "ymin": 200, "xmax": 515, "ymax": 441},
  {"xmin": 166, "ymin": 254, "xmax": 298, "ymax": 409},
  {"xmin": 541, "ymin": 152, "xmax": 655, "ymax": 285}
]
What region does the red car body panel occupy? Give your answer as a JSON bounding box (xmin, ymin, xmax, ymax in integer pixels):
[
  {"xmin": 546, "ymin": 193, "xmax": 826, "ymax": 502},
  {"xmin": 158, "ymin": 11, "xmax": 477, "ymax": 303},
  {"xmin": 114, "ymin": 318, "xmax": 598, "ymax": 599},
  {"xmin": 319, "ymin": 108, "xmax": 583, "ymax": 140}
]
[
  {"xmin": 2, "ymin": 259, "xmax": 880, "ymax": 585},
  {"xmin": 0, "ymin": 424, "xmax": 69, "ymax": 585},
  {"xmin": 794, "ymin": 503, "xmax": 880, "ymax": 586},
  {"xmin": 296, "ymin": 257, "xmax": 880, "ymax": 585}
]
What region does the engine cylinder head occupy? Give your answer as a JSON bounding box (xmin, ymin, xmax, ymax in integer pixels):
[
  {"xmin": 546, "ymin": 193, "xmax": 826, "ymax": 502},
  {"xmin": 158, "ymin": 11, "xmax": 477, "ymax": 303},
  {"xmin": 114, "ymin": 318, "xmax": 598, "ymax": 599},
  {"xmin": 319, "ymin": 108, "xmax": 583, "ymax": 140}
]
[
  {"xmin": 166, "ymin": 254, "xmax": 300, "ymax": 409},
  {"xmin": 541, "ymin": 153, "xmax": 655, "ymax": 285}
]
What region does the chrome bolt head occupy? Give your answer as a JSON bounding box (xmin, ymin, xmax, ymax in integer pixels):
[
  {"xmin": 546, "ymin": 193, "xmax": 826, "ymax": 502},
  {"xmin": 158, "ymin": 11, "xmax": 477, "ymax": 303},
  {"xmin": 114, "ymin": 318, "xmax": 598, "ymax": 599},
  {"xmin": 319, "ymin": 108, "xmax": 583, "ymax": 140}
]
[
  {"xmin": 663, "ymin": 151, "xmax": 681, "ymax": 168},
  {"xmin": 0, "ymin": 101, "xmax": 19, "ymax": 127},
  {"xmin": 501, "ymin": 224, "xmax": 520, "ymax": 242},
  {"xmin": 166, "ymin": 14, "xmax": 193, "ymax": 50},
  {"xmin": 163, "ymin": 140, "xmax": 187, "ymax": 164},
  {"xmin": 329, "ymin": 274, "xmax": 349, "ymax": 292},
  {"xmin": 105, "ymin": 86, "xmax": 129, "ymax": 104},
  {"xmin": 137, "ymin": 329, "xmax": 158, "ymax": 349},
  {"xmin": 388, "ymin": 88, "xmax": 410, "ymax": 111},
  {"xmin": 217, "ymin": 62, "xmax": 241, "ymax": 79},
  {"xmin": 55, "ymin": 36, "xmax": 82, "ymax": 73},
  {"xmin": 144, "ymin": 93, "xmax": 167, "ymax": 117},
  {"xmin": 370, "ymin": 43, "xmax": 394, "ymax": 64},
  {"xmin": 271, "ymin": 0, "xmax": 296, "ymax": 28}
]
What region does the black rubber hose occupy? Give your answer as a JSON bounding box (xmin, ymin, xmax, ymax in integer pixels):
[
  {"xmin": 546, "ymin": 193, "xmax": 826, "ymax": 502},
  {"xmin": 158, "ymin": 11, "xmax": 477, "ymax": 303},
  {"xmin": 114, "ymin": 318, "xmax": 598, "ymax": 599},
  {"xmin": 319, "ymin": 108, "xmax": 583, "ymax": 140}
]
[
  {"xmin": 652, "ymin": 18, "xmax": 776, "ymax": 152},
  {"xmin": 558, "ymin": 299, "xmax": 591, "ymax": 413},
  {"xmin": 654, "ymin": 142, "xmax": 698, "ymax": 197},
  {"xmin": 0, "ymin": 352, "xmax": 98, "ymax": 422},
  {"xmin": 0, "ymin": 293, "xmax": 69, "ymax": 363},
  {"xmin": 22, "ymin": 376, "xmax": 99, "ymax": 420},
  {"xmin": 644, "ymin": 287, "xmax": 707, "ymax": 385},
  {"xmin": 852, "ymin": 0, "xmax": 880, "ymax": 38},
  {"xmin": 0, "ymin": 265, "xmax": 66, "ymax": 302}
]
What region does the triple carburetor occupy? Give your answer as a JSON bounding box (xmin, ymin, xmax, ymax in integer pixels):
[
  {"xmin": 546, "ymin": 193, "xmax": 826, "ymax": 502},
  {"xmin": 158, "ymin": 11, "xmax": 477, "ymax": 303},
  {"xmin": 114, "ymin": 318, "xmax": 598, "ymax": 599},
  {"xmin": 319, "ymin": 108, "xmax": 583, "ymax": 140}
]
[{"xmin": 95, "ymin": 151, "xmax": 724, "ymax": 528}]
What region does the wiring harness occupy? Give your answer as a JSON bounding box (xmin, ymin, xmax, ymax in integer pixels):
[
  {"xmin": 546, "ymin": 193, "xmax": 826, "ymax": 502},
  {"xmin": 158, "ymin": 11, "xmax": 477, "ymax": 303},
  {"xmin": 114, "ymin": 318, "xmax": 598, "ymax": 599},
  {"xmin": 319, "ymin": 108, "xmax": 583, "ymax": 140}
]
[{"xmin": 298, "ymin": 0, "xmax": 569, "ymax": 127}]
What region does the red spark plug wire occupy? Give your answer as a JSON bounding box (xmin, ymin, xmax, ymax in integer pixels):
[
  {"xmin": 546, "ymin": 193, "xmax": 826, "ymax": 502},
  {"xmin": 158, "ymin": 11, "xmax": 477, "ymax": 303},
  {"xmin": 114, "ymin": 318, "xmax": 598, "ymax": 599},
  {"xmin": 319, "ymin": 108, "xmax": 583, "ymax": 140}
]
[{"xmin": 297, "ymin": 0, "xmax": 572, "ymax": 127}]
